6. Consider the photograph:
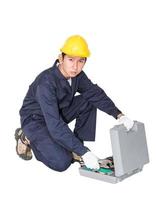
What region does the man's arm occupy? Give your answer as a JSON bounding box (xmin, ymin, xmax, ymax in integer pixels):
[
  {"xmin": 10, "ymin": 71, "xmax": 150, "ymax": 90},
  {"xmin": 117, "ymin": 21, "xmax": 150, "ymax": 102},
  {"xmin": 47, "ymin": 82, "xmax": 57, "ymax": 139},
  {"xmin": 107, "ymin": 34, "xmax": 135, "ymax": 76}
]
[
  {"xmin": 77, "ymin": 72, "xmax": 134, "ymax": 130},
  {"xmin": 77, "ymin": 71, "xmax": 122, "ymax": 119},
  {"xmin": 36, "ymin": 83, "xmax": 88, "ymax": 156}
]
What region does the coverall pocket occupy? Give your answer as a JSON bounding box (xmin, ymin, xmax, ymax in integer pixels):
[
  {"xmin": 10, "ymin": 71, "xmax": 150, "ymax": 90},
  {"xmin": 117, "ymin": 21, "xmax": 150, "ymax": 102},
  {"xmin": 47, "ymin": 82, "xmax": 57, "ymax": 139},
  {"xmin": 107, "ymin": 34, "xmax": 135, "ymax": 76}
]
[{"xmin": 23, "ymin": 120, "xmax": 46, "ymax": 142}]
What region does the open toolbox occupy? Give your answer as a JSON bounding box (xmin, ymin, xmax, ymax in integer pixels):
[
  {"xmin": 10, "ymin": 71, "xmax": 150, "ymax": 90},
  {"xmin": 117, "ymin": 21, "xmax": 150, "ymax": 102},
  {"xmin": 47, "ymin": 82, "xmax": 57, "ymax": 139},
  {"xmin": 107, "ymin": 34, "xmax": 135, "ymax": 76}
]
[{"xmin": 79, "ymin": 121, "xmax": 149, "ymax": 183}]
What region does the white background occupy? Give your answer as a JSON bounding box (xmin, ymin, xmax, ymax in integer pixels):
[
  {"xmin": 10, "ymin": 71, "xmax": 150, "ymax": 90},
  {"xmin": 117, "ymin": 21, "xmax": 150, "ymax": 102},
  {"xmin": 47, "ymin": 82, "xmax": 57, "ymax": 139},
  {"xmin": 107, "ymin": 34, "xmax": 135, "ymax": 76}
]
[{"xmin": 0, "ymin": 0, "xmax": 156, "ymax": 199}]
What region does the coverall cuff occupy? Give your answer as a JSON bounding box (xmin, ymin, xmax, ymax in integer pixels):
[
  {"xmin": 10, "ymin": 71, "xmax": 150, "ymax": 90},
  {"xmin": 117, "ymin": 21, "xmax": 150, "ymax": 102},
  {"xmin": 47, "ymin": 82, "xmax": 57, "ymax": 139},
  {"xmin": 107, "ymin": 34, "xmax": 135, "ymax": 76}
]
[
  {"xmin": 77, "ymin": 146, "xmax": 89, "ymax": 156},
  {"xmin": 111, "ymin": 109, "xmax": 122, "ymax": 119}
]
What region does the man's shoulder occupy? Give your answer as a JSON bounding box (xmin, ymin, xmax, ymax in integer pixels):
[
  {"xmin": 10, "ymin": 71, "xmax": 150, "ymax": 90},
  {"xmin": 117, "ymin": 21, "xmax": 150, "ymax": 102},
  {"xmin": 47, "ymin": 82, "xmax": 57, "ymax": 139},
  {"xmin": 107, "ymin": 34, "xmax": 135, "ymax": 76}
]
[
  {"xmin": 77, "ymin": 70, "xmax": 85, "ymax": 78},
  {"xmin": 77, "ymin": 70, "xmax": 88, "ymax": 81},
  {"xmin": 31, "ymin": 66, "xmax": 56, "ymax": 88}
]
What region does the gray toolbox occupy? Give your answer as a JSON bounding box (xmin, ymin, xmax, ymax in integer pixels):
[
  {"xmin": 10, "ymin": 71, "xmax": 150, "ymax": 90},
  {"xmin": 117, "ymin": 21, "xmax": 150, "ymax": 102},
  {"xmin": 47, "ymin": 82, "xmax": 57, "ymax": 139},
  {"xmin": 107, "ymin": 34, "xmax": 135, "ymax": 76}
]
[{"xmin": 79, "ymin": 121, "xmax": 149, "ymax": 183}]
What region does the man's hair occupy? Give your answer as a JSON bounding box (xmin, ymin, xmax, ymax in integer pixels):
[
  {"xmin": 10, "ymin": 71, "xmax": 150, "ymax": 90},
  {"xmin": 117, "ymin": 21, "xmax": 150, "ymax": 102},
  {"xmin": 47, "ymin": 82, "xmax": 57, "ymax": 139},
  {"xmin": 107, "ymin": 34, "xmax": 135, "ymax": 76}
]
[
  {"xmin": 62, "ymin": 52, "xmax": 66, "ymax": 59},
  {"xmin": 61, "ymin": 52, "xmax": 87, "ymax": 62}
]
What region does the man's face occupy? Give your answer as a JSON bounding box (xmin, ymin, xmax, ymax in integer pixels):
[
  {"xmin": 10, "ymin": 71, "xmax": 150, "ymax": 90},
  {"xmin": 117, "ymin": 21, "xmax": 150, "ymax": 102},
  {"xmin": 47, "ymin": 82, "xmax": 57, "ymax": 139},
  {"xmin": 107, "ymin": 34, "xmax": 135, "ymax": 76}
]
[{"xmin": 59, "ymin": 55, "xmax": 86, "ymax": 78}]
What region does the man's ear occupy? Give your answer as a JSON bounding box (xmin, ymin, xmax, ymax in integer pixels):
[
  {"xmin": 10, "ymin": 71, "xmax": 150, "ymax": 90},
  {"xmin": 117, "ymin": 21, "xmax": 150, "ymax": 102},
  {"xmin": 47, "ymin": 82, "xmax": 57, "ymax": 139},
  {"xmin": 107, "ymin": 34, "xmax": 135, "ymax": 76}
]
[{"xmin": 58, "ymin": 54, "xmax": 63, "ymax": 64}]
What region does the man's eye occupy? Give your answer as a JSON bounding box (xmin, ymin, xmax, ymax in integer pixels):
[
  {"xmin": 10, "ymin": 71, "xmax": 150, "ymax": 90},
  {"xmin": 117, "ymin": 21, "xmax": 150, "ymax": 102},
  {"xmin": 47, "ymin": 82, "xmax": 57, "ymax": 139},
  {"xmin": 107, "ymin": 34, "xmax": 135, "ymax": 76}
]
[
  {"xmin": 69, "ymin": 58, "xmax": 73, "ymax": 61},
  {"xmin": 79, "ymin": 60, "xmax": 85, "ymax": 63}
]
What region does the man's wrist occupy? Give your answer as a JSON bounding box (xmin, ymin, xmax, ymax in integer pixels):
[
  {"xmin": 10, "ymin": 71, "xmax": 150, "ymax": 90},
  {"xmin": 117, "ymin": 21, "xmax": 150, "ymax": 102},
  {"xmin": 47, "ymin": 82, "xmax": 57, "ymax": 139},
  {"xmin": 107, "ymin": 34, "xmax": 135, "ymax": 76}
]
[{"xmin": 117, "ymin": 113, "xmax": 124, "ymax": 119}]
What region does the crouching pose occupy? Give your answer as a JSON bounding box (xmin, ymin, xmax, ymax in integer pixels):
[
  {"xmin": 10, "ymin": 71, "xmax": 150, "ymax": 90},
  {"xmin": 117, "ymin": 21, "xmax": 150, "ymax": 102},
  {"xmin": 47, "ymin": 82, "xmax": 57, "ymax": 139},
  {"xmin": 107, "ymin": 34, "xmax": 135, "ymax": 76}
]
[{"xmin": 15, "ymin": 35, "xmax": 134, "ymax": 172}]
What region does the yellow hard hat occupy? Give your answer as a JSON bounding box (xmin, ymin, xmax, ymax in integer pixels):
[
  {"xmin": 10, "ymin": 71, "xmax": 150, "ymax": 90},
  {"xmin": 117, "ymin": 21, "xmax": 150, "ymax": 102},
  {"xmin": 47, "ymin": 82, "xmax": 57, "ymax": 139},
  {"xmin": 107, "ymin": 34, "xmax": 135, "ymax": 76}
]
[{"xmin": 60, "ymin": 35, "xmax": 90, "ymax": 57}]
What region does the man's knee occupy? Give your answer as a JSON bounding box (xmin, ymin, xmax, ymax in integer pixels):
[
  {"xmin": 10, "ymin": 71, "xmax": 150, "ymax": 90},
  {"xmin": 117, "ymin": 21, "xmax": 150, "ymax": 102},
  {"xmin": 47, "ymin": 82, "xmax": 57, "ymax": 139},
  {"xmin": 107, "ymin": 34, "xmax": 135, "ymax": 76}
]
[
  {"xmin": 48, "ymin": 159, "xmax": 72, "ymax": 172},
  {"xmin": 78, "ymin": 97, "xmax": 96, "ymax": 114}
]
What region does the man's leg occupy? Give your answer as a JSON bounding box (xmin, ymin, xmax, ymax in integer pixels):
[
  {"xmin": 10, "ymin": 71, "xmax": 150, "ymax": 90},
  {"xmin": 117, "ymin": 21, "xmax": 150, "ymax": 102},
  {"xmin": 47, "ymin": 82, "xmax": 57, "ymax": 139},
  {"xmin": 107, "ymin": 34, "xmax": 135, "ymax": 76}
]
[
  {"xmin": 15, "ymin": 95, "xmax": 97, "ymax": 169},
  {"xmin": 61, "ymin": 95, "xmax": 97, "ymax": 141},
  {"xmin": 23, "ymin": 125, "xmax": 73, "ymax": 172}
]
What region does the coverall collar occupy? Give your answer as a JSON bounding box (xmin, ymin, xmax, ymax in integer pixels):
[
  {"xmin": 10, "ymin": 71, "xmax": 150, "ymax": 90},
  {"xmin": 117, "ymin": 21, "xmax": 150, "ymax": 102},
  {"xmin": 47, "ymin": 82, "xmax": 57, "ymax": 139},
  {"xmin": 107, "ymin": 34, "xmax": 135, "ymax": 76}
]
[
  {"xmin": 53, "ymin": 59, "xmax": 70, "ymax": 81},
  {"xmin": 53, "ymin": 60, "xmax": 76, "ymax": 83}
]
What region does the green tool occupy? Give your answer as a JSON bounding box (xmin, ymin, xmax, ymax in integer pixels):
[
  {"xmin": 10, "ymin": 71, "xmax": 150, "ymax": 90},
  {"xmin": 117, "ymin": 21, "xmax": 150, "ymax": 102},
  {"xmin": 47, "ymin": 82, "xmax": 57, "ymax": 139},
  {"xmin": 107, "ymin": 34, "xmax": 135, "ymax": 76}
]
[
  {"xmin": 98, "ymin": 168, "xmax": 113, "ymax": 174},
  {"xmin": 83, "ymin": 166, "xmax": 113, "ymax": 175}
]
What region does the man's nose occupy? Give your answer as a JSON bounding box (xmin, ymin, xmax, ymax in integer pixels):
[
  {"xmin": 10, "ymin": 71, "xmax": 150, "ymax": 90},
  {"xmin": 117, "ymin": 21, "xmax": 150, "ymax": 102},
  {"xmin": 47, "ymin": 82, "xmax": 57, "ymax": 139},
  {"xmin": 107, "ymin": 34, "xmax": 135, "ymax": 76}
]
[{"xmin": 73, "ymin": 62, "xmax": 78, "ymax": 70}]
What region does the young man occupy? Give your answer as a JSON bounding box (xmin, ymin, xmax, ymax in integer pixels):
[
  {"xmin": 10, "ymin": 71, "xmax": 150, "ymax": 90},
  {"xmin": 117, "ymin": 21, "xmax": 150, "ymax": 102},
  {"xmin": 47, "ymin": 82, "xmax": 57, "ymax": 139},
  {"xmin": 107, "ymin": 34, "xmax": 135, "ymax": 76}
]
[{"xmin": 15, "ymin": 35, "xmax": 134, "ymax": 171}]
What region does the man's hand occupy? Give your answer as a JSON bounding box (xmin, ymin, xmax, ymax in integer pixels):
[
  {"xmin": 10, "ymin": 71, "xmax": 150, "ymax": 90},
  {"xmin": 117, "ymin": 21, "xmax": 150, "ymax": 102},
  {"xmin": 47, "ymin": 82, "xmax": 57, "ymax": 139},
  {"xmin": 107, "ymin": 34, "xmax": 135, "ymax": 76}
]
[
  {"xmin": 118, "ymin": 115, "xmax": 134, "ymax": 131},
  {"xmin": 82, "ymin": 151, "xmax": 100, "ymax": 170}
]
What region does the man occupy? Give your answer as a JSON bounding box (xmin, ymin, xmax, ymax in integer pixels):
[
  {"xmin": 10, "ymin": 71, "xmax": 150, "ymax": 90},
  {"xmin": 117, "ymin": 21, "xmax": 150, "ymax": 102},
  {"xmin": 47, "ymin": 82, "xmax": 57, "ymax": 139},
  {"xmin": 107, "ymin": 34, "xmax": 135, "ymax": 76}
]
[{"xmin": 15, "ymin": 35, "xmax": 134, "ymax": 171}]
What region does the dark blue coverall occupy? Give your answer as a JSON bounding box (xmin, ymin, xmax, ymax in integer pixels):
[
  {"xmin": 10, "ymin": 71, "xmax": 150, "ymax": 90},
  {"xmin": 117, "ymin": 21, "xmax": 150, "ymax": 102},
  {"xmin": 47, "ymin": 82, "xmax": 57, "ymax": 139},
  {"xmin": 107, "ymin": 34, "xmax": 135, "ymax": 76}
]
[{"xmin": 19, "ymin": 60, "xmax": 121, "ymax": 171}]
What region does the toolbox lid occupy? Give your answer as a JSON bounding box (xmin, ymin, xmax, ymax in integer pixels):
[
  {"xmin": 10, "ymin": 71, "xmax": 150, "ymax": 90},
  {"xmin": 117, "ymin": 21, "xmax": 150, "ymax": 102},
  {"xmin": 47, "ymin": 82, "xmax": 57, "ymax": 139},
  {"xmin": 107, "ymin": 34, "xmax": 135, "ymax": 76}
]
[{"xmin": 110, "ymin": 121, "xmax": 149, "ymax": 177}]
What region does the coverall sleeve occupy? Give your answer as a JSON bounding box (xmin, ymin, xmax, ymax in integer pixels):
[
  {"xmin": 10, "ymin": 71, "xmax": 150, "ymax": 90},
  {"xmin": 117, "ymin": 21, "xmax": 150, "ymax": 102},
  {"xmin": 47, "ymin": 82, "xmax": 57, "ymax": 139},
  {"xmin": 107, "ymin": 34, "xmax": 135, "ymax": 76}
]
[
  {"xmin": 36, "ymin": 83, "xmax": 88, "ymax": 156},
  {"xmin": 77, "ymin": 72, "xmax": 122, "ymax": 119}
]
